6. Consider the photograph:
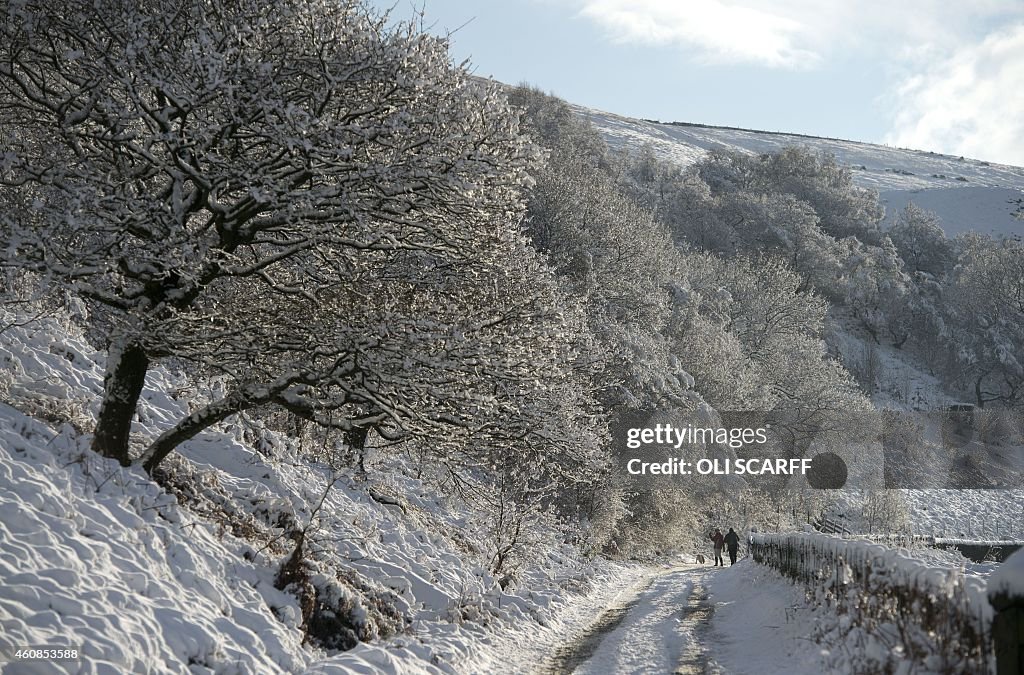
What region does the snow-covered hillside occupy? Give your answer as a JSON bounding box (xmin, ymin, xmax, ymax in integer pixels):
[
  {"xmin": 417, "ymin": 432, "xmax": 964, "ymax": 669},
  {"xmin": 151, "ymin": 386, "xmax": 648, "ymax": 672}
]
[
  {"xmin": 0, "ymin": 309, "xmax": 633, "ymax": 673},
  {"xmin": 575, "ymin": 106, "xmax": 1024, "ymax": 239}
]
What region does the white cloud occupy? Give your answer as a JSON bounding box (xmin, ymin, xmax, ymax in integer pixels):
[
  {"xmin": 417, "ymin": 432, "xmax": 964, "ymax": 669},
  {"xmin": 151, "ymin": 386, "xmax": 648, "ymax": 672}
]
[
  {"xmin": 577, "ymin": 0, "xmax": 818, "ymax": 68},
  {"xmin": 569, "ymin": 1, "xmax": 1022, "ymax": 69},
  {"xmin": 884, "ymin": 25, "xmax": 1024, "ymax": 165}
]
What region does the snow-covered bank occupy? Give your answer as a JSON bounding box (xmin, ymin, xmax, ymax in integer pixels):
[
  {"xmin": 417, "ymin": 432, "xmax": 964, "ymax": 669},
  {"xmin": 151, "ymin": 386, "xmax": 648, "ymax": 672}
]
[
  {"xmin": 0, "ymin": 404, "xmax": 307, "ymax": 673},
  {"xmin": 0, "ymin": 310, "xmax": 626, "ymax": 674},
  {"xmin": 493, "ymin": 564, "xmax": 654, "ymax": 674}
]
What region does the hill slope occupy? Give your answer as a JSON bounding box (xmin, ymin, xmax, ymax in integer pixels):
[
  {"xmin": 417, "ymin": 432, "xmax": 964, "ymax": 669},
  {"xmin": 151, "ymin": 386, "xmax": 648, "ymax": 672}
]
[
  {"xmin": 0, "ymin": 309, "xmax": 631, "ymax": 674},
  {"xmin": 574, "ymin": 106, "xmax": 1024, "ymax": 240}
]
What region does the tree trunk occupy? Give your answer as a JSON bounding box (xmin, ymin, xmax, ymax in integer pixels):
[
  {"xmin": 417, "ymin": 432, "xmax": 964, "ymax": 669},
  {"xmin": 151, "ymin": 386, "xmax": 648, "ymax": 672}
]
[
  {"xmin": 138, "ymin": 371, "xmax": 321, "ymax": 473},
  {"xmin": 91, "ymin": 341, "xmax": 149, "ymax": 465},
  {"xmin": 139, "ymin": 390, "xmax": 258, "ymax": 473},
  {"xmin": 346, "ymin": 425, "xmax": 370, "ymax": 473}
]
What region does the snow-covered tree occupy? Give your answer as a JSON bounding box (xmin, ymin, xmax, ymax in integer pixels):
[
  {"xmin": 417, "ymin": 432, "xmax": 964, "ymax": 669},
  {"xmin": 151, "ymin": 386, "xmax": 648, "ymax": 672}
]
[
  {"xmin": 696, "ymin": 147, "xmax": 884, "ymax": 245},
  {"xmin": 888, "ymin": 203, "xmax": 953, "ymax": 276},
  {"xmin": 702, "ymin": 190, "xmax": 850, "ymax": 297},
  {"xmin": 834, "ymin": 237, "xmax": 914, "ymax": 346},
  {"xmin": 0, "ymin": 0, "xmax": 593, "ymax": 472},
  {"xmin": 672, "ymin": 252, "xmax": 869, "ymax": 461},
  {"xmin": 510, "ymin": 86, "xmax": 694, "ymax": 414},
  {"xmin": 755, "ymin": 147, "xmax": 885, "ymax": 244},
  {"xmin": 944, "ymin": 235, "xmax": 1024, "ymax": 408}
]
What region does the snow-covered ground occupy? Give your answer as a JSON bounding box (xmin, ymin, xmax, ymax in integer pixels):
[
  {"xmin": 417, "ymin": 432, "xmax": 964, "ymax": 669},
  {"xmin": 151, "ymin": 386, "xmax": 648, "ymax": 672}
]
[
  {"xmin": 706, "ymin": 561, "xmax": 830, "ymax": 675},
  {"xmin": 0, "ymin": 308, "xmax": 633, "ymax": 674},
  {"xmin": 879, "ymin": 186, "xmax": 1024, "ymax": 239},
  {"xmin": 574, "ymin": 106, "xmax": 1024, "ymax": 240}
]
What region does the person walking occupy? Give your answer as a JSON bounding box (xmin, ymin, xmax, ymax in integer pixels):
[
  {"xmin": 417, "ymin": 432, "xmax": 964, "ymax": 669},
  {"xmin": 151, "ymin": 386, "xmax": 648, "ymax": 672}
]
[
  {"xmin": 724, "ymin": 527, "xmax": 740, "ymax": 565},
  {"xmin": 709, "ymin": 528, "xmax": 725, "ymax": 567}
]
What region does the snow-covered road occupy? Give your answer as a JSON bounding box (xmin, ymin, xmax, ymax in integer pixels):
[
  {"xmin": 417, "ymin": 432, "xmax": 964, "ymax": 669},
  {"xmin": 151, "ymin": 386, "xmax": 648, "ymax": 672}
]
[
  {"xmin": 539, "ymin": 561, "xmax": 828, "ymax": 675},
  {"xmin": 541, "ymin": 564, "xmax": 721, "ymax": 674}
]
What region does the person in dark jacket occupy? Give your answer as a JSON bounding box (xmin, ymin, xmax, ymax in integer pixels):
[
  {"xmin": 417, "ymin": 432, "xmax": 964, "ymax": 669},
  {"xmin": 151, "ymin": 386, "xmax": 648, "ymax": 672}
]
[
  {"xmin": 709, "ymin": 529, "xmax": 725, "ymax": 566},
  {"xmin": 724, "ymin": 527, "xmax": 740, "ymax": 565}
]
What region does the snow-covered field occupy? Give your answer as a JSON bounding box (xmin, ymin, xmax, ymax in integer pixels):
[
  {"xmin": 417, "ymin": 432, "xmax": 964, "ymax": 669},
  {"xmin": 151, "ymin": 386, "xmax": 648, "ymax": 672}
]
[
  {"xmin": 901, "ymin": 490, "xmax": 1024, "ymax": 539},
  {"xmin": 574, "ymin": 106, "xmax": 1024, "ymax": 240},
  {"xmin": 878, "ymin": 186, "xmax": 1024, "ymax": 239},
  {"xmin": 0, "ymin": 309, "xmax": 633, "ymax": 674}
]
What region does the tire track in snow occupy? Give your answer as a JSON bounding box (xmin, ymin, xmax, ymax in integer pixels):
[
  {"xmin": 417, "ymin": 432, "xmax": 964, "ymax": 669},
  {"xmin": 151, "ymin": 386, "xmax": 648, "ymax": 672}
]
[
  {"xmin": 540, "ymin": 564, "xmax": 722, "ymax": 674},
  {"xmin": 673, "ymin": 571, "xmax": 722, "ymax": 675},
  {"xmin": 540, "ymin": 573, "xmax": 659, "ymax": 674}
]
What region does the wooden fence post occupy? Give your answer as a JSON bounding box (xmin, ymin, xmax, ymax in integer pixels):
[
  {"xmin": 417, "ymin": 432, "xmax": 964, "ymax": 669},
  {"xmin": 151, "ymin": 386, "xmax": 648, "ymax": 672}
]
[
  {"xmin": 990, "ymin": 591, "xmax": 1023, "ymax": 675},
  {"xmin": 989, "ymin": 548, "xmax": 1024, "ymax": 675}
]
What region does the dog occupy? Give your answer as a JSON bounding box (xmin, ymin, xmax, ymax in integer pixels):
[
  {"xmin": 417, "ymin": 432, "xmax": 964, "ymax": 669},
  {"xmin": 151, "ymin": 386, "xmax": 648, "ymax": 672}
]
[{"xmin": 695, "ymin": 554, "xmax": 706, "ymax": 564}]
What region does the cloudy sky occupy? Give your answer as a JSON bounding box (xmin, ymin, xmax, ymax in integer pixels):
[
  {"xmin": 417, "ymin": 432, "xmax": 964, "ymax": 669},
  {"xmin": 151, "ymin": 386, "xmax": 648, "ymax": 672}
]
[{"xmin": 370, "ymin": 0, "xmax": 1024, "ymax": 166}]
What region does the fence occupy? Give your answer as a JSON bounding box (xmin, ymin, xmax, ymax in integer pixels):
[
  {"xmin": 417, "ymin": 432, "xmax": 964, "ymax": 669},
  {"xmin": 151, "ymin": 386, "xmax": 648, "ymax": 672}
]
[
  {"xmin": 750, "ymin": 532, "xmax": 995, "ymax": 673},
  {"xmin": 812, "ymin": 515, "xmax": 851, "ymax": 536}
]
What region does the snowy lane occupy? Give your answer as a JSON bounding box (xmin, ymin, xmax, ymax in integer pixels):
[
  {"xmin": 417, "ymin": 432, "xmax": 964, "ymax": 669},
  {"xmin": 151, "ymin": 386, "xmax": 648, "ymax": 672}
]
[
  {"xmin": 704, "ymin": 561, "xmax": 831, "ymax": 675},
  {"xmin": 541, "ymin": 565, "xmax": 721, "ymax": 675}
]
